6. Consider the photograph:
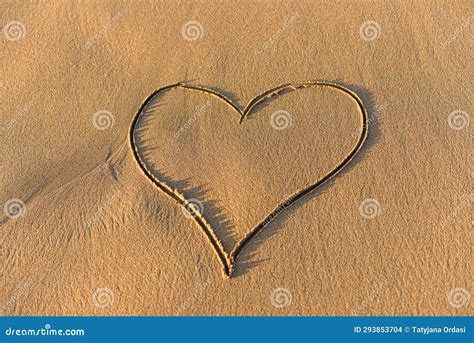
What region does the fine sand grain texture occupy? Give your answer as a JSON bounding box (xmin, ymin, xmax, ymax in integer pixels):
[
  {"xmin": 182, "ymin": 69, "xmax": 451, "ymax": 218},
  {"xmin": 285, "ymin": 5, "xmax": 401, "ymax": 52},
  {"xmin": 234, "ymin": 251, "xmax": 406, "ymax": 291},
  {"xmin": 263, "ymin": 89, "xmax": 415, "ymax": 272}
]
[{"xmin": 1, "ymin": 0, "xmax": 472, "ymax": 316}]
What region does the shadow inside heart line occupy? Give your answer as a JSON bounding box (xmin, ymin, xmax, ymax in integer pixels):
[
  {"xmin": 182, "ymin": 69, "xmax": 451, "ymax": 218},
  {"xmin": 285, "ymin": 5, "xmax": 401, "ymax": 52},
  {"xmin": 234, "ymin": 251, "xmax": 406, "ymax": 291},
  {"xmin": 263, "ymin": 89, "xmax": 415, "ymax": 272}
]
[{"xmin": 129, "ymin": 81, "xmax": 375, "ymax": 278}]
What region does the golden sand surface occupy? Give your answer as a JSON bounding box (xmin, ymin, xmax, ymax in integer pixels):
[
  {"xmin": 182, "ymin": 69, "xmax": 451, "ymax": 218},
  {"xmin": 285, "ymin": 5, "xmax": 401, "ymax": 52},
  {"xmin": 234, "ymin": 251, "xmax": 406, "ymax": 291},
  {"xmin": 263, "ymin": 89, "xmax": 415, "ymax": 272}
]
[{"xmin": 1, "ymin": 0, "xmax": 471, "ymax": 315}]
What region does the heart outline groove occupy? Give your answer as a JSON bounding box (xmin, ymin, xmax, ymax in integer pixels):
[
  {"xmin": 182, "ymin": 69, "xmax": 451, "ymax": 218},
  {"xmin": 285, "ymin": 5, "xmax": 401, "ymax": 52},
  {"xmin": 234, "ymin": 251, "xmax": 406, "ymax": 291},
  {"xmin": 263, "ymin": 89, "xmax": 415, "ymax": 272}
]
[{"xmin": 129, "ymin": 81, "xmax": 368, "ymax": 278}]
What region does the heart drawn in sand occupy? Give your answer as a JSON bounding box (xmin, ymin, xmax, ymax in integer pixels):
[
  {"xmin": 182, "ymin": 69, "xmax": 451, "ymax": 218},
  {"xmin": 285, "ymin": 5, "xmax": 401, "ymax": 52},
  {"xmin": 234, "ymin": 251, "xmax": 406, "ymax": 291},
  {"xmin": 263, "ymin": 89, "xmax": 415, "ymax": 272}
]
[{"xmin": 129, "ymin": 81, "xmax": 368, "ymax": 278}]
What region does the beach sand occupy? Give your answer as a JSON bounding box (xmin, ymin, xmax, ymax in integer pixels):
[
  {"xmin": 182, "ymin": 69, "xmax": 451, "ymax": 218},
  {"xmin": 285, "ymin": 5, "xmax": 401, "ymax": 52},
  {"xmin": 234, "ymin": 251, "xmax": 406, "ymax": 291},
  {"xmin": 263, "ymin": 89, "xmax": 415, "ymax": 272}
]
[{"xmin": 1, "ymin": 0, "xmax": 471, "ymax": 315}]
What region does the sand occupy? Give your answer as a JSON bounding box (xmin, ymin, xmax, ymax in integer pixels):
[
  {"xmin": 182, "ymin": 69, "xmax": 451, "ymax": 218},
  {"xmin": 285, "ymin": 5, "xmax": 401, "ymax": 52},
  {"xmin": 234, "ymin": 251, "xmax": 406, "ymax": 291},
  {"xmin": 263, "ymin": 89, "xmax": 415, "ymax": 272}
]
[{"xmin": 1, "ymin": 0, "xmax": 472, "ymax": 316}]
